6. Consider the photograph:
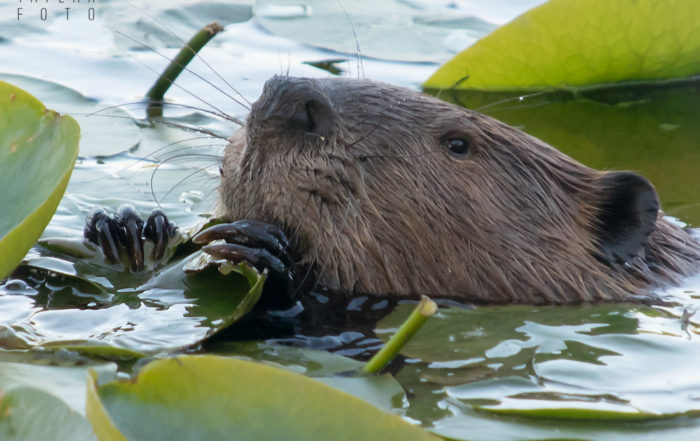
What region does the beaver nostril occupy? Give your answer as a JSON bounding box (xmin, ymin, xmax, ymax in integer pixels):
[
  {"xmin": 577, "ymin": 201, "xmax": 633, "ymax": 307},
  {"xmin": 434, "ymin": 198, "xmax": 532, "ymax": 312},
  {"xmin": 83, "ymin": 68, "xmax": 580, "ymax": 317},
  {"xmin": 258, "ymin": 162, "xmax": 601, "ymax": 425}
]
[
  {"xmin": 256, "ymin": 76, "xmax": 335, "ymax": 136},
  {"xmin": 305, "ymin": 101, "xmax": 317, "ymax": 132},
  {"xmin": 304, "ymin": 100, "xmax": 324, "ymax": 132}
]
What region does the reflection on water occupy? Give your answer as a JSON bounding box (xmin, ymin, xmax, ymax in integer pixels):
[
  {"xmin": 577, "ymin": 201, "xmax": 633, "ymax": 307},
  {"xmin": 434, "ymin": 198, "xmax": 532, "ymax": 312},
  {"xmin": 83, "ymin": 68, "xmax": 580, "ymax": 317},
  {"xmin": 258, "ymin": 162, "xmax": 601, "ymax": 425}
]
[{"xmin": 371, "ymin": 273, "xmax": 700, "ymax": 439}]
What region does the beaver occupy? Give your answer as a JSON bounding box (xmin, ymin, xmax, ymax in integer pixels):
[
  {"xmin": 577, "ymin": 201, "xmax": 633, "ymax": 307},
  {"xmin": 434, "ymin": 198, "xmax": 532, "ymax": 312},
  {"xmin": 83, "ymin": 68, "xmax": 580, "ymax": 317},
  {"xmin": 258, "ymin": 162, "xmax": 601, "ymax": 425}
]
[{"xmin": 86, "ymin": 75, "xmax": 700, "ymax": 305}]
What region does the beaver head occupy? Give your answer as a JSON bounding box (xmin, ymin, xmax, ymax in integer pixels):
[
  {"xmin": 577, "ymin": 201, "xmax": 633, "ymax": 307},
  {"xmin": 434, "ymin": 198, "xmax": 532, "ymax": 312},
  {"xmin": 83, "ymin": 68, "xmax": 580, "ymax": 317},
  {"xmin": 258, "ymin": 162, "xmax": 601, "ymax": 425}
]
[{"xmin": 218, "ymin": 76, "xmax": 700, "ymax": 304}]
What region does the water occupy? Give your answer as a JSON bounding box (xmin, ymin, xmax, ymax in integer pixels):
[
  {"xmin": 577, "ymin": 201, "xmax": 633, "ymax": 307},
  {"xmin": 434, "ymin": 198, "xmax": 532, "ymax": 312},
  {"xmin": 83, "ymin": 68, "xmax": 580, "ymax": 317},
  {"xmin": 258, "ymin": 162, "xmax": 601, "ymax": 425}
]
[{"xmin": 1, "ymin": 1, "xmax": 700, "ymax": 440}]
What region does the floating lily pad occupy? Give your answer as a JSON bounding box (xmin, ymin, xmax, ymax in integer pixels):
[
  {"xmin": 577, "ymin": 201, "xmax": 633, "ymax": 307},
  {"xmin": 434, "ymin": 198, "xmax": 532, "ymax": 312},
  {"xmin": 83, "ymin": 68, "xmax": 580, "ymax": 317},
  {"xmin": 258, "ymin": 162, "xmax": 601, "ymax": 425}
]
[
  {"xmin": 0, "ymin": 386, "xmax": 95, "ymax": 441},
  {"xmin": 255, "ymin": 0, "xmax": 497, "ymax": 62},
  {"xmin": 0, "ymin": 80, "xmax": 79, "ymax": 280},
  {"xmin": 209, "ymin": 341, "xmax": 407, "ymax": 413},
  {"xmin": 377, "ymin": 298, "xmax": 700, "ymax": 440},
  {"xmin": 475, "ymin": 404, "xmax": 700, "ymax": 421},
  {"xmin": 0, "ymin": 252, "xmax": 264, "ymax": 357},
  {"xmin": 0, "ymin": 359, "xmax": 117, "ymax": 415},
  {"xmin": 0, "ymin": 74, "xmax": 140, "ymax": 158},
  {"xmin": 425, "ymin": 0, "xmax": 700, "ymax": 90},
  {"xmin": 87, "ymin": 355, "xmax": 440, "ymax": 441},
  {"xmin": 209, "ymin": 340, "xmax": 365, "ymax": 375},
  {"xmin": 102, "ymin": 1, "xmax": 252, "ymax": 51}
]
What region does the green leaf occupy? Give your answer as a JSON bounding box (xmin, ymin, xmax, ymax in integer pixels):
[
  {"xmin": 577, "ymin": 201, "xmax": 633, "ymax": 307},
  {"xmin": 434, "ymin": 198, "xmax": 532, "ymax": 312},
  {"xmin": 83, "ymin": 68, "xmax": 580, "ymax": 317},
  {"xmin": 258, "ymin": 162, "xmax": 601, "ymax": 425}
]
[
  {"xmin": 87, "ymin": 355, "xmax": 441, "ymax": 441},
  {"xmin": 86, "ymin": 371, "xmax": 127, "ymax": 441},
  {"xmin": 0, "ymin": 80, "xmax": 80, "ymax": 280},
  {"xmin": 424, "ymin": 0, "xmax": 700, "ymax": 90},
  {"xmin": 0, "ymin": 359, "xmax": 116, "ymax": 415},
  {"xmin": 209, "ymin": 341, "xmax": 407, "ymax": 413},
  {"xmin": 0, "ymin": 386, "xmax": 96, "ymax": 441},
  {"xmin": 0, "ymin": 252, "xmax": 265, "ymax": 356}
]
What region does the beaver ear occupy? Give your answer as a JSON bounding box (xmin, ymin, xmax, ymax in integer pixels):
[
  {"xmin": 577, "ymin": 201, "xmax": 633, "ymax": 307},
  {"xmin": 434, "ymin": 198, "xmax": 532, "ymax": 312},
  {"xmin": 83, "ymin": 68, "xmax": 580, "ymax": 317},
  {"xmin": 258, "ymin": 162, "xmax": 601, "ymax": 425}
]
[{"xmin": 593, "ymin": 172, "xmax": 659, "ymax": 264}]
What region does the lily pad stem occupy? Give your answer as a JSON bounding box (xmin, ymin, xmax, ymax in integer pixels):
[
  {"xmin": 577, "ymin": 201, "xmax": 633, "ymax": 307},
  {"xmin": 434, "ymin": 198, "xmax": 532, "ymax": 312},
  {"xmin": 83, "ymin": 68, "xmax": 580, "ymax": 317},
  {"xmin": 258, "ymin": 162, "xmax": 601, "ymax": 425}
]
[
  {"xmin": 146, "ymin": 22, "xmax": 224, "ymax": 114},
  {"xmin": 363, "ymin": 296, "xmax": 437, "ymax": 374}
]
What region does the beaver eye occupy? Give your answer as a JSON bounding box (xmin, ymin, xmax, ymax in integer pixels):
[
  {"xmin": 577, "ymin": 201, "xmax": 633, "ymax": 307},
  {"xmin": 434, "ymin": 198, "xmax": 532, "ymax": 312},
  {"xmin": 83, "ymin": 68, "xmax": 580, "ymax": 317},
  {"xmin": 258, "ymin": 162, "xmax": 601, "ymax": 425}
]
[{"xmin": 443, "ymin": 138, "xmax": 469, "ymax": 158}]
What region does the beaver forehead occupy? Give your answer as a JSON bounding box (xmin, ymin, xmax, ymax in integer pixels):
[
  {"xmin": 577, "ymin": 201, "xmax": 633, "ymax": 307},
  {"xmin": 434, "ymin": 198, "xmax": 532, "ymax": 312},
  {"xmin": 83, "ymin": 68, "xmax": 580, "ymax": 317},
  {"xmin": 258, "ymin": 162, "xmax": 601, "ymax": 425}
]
[{"xmin": 253, "ymin": 75, "xmax": 462, "ymax": 130}]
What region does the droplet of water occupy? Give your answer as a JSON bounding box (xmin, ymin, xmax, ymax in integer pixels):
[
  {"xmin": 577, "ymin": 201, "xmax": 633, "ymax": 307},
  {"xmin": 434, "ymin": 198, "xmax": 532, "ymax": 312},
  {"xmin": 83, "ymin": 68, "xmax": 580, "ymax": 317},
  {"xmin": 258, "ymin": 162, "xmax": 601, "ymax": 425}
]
[{"xmin": 2, "ymin": 279, "xmax": 38, "ymax": 295}]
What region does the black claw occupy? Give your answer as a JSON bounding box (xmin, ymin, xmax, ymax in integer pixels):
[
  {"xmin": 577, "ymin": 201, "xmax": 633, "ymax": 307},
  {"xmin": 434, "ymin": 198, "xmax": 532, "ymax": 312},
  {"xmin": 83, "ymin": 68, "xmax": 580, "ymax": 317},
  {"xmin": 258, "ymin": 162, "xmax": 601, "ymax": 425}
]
[
  {"xmin": 85, "ymin": 208, "xmax": 122, "ymax": 264},
  {"xmin": 114, "ymin": 205, "xmax": 145, "ymax": 272},
  {"xmin": 84, "ymin": 205, "xmax": 177, "ymax": 272},
  {"xmin": 202, "ymin": 243, "xmax": 288, "ymax": 275},
  {"xmin": 144, "ymin": 209, "xmax": 178, "ymax": 261},
  {"xmin": 193, "ymin": 223, "xmax": 285, "ymax": 256},
  {"xmin": 230, "ymin": 219, "xmax": 289, "ymax": 249}
]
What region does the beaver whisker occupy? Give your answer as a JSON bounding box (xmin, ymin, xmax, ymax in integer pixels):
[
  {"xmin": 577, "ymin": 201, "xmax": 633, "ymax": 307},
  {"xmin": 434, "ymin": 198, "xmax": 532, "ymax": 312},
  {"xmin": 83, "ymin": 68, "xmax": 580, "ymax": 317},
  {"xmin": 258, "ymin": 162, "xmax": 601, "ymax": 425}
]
[
  {"xmin": 116, "ymin": 30, "xmax": 249, "ymax": 119},
  {"xmin": 334, "ymin": 0, "xmax": 365, "ymax": 79},
  {"xmin": 76, "ymin": 137, "xmax": 226, "ymax": 188},
  {"xmin": 472, "ymin": 90, "xmax": 550, "ymax": 113},
  {"xmin": 482, "ymin": 101, "xmax": 553, "ymax": 114},
  {"xmin": 355, "ymin": 149, "xmax": 443, "ymax": 161},
  {"xmin": 346, "ymin": 106, "xmax": 394, "ymax": 133},
  {"xmin": 154, "ymin": 120, "xmax": 231, "ymax": 140},
  {"xmin": 306, "ymin": 197, "xmax": 352, "ymax": 295},
  {"xmin": 153, "ymin": 163, "xmax": 221, "ymax": 207},
  {"xmin": 291, "ymin": 191, "xmax": 327, "ymax": 298},
  {"xmin": 344, "ymin": 122, "xmax": 383, "ymax": 149},
  {"xmin": 150, "ymin": 154, "xmax": 222, "ymax": 206},
  {"xmin": 87, "ymin": 101, "xmax": 244, "ymax": 126},
  {"xmin": 61, "ymin": 109, "xmax": 241, "ymax": 136},
  {"xmin": 121, "ymin": 0, "xmax": 252, "ymax": 108}
]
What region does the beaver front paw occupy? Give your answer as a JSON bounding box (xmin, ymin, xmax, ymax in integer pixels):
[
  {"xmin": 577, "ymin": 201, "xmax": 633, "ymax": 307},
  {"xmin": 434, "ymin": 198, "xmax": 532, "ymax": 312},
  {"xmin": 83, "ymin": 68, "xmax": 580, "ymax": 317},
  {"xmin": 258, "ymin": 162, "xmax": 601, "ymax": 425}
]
[
  {"xmin": 193, "ymin": 220, "xmax": 294, "ymax": 289},
  {"xmin": 83, "ymin": 205, "xmax": 178, "ymax": 271}
]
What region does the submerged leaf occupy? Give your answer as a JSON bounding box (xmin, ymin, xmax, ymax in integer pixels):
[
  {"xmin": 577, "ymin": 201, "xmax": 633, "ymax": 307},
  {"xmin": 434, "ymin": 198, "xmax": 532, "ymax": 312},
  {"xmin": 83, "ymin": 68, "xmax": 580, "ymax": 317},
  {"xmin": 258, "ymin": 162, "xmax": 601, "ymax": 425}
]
[{"xmin": 425, "ymin": 0, "xmax": 700, "ymax": 90}]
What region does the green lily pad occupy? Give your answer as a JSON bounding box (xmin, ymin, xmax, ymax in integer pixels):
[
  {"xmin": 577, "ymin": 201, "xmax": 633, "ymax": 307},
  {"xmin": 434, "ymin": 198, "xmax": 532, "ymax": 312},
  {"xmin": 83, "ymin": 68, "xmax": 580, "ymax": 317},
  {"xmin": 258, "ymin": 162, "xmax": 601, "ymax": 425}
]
[
  {"xmin": 209, "ymin": 341, "xmax": 407, "ymax": 413},
  {"xmin": 0, "ymin": 80, "xmax": 80, "ymax": 280},
  {"xmin": 0, "ymin": 252, "xmax": 264, "ymax": 356},
  {"xmin": 0, "ymin": 359, "xmax": 117, "ymax": 415},
  {"xmin": 87, "ymin": 355, "xmax": 441, "ymax": 441},
  {"xmin": 424, "ymin": 0, "xmax": 700, "ymax": 90},
  {"xmin": 0, "ymin": 73, "xmax": 140, "ymax": 158},
  {"xmin": 0, "ymin": 386, "xmax": 95, "ymax": 441},
  {"xmin": 208, "ymin": 340, "xmax": 366, "ymax": 376}
]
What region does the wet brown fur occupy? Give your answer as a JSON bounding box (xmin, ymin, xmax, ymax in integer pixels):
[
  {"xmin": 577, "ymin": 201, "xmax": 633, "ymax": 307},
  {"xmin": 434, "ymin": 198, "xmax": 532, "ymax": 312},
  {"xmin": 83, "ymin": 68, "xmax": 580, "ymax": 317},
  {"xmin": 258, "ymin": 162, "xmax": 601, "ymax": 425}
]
[{"xmin": 218, "ymin": 76, "xmax": 700, "ymax": 304}]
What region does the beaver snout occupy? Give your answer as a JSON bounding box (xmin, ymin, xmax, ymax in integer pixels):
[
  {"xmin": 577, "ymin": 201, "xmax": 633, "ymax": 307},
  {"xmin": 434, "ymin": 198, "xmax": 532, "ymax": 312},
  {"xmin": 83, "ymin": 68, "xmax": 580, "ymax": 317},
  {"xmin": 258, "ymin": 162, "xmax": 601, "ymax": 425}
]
[{"xmin": 253, "ymin": 75, "xmax": 336, "ymax": 136}]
